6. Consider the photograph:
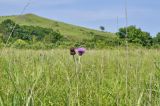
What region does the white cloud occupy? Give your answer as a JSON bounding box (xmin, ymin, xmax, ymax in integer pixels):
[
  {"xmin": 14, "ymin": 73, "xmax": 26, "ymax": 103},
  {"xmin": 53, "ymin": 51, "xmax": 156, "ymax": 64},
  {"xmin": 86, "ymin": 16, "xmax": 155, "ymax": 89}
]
[
  {"xmin": 0, "ymin": 0, "xmax": 28, "ymax": 3},
  {"xmin": 41, "ymin": 0, "xmax": 77, "ymax": 5},
  {"xmin": 0, "ymin": 0, "xmax": 78, "ymax": 6}
]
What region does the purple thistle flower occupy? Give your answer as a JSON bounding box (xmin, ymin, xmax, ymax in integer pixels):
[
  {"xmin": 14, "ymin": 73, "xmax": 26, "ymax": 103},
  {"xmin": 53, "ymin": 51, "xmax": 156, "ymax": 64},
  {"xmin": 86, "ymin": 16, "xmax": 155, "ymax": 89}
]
[{"xmin": 76, "ymin": 47, "xmax": 86, "ymax": 56}]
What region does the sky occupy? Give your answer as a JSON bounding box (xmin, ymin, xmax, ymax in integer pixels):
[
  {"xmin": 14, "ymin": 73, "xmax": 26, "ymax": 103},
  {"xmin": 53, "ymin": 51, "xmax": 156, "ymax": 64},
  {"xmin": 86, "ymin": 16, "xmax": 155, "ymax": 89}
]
[{"xmin": 0, "ymin": 0, "xmax": 159, "ymax": 36}]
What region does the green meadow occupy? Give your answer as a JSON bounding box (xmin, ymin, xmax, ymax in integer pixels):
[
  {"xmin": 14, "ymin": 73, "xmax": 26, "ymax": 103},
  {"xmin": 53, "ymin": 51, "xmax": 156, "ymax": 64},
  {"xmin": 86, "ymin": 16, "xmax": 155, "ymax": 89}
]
[{"xmin": 0, "ymin": 48, "xmax": 160, "ymax": 105}]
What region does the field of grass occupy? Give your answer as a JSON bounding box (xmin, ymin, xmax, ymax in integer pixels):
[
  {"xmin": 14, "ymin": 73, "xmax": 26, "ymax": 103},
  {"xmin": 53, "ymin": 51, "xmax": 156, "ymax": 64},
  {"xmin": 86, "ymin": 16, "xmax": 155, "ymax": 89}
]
[
  {"xmin": 0, "ymin": 14, "xmax": 115, "ymax": 41},
  {"xmin": 0, "ymin": 48, "xmax": 160, "ymax": 105}
]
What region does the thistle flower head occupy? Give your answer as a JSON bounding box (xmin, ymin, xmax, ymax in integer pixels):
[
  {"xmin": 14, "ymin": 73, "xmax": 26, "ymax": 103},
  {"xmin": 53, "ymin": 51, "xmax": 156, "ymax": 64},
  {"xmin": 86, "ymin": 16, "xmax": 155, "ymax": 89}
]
[
  {"xmin": 70, "ymin": 47, "xmax": 76, "ymax": 55},
  {"xmin": 76, "ymin": 47, "xmax": 86, "ymax": 56}
]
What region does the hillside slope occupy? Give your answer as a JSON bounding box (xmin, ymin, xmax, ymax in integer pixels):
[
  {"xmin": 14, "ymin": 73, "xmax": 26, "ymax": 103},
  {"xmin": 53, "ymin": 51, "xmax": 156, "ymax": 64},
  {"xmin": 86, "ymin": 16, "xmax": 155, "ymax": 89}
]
[{"xmin": 0, "ymin": 13, "xmax": 115, "ymax": 40}]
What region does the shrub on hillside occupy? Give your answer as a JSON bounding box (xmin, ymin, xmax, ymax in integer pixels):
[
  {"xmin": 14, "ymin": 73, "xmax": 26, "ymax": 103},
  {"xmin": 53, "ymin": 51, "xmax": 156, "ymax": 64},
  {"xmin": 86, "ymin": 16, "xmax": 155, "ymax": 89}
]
[{"xmin": 12, "ymin": 39, "xmax": 28, "ymax": 49}]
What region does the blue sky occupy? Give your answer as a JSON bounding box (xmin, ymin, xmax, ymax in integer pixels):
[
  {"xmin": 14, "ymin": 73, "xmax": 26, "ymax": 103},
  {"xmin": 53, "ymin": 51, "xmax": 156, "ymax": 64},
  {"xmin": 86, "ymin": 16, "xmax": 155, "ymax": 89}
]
[{"xmin": 0, "ymin": 0, "xmax": 159, "ymax": 36}]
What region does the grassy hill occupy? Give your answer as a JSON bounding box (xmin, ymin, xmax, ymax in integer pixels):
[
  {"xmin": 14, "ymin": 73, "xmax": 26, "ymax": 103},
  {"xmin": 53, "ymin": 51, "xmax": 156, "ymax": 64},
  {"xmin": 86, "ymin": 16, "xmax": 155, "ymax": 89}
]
[{"xmin": 0, "ymin": 13, "xmax": 115, "ymax": 41}]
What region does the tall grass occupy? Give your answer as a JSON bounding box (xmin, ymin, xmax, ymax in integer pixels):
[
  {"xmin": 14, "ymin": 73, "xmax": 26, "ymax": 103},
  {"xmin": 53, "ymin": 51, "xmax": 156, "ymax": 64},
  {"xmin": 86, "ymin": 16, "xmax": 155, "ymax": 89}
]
[{"xmin": 0, "ymin": 48, "xmax": 159, "ymax": 105}]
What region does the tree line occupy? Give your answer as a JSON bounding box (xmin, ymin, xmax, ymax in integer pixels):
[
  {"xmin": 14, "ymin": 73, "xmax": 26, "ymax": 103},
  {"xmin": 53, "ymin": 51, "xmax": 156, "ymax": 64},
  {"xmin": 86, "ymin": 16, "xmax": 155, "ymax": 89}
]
[
  {"xmin": 0, "ymin": 19, "xmax": 160, "ymax": 49},
  {"xmin": 116, "ymin": 25, "xmax": 160, "ymax": 48}
]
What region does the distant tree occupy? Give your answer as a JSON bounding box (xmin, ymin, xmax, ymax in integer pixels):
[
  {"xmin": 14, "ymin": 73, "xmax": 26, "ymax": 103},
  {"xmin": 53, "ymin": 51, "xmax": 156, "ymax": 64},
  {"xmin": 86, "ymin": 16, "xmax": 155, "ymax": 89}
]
[
  {"xmin": 0, "ymin": 19, "xmax": 16, "ymax": 30},
  {"xmin": 156, "ymin": 32, "xmax": 160, "ymax": 42},
  {"xmin": 153, "ymin": 32, "xmax": 160, "ymax": 45},
  {"xmin": 0, "ymin": 19, "xmax": 17, "ymax": 42},
  {"xmin": 117, "ymin": 25, "xmax": 152, "ymax": 46},
  {"xmin": 99, "ymin": 26, "xmax": 105, "ymax": 32}
]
